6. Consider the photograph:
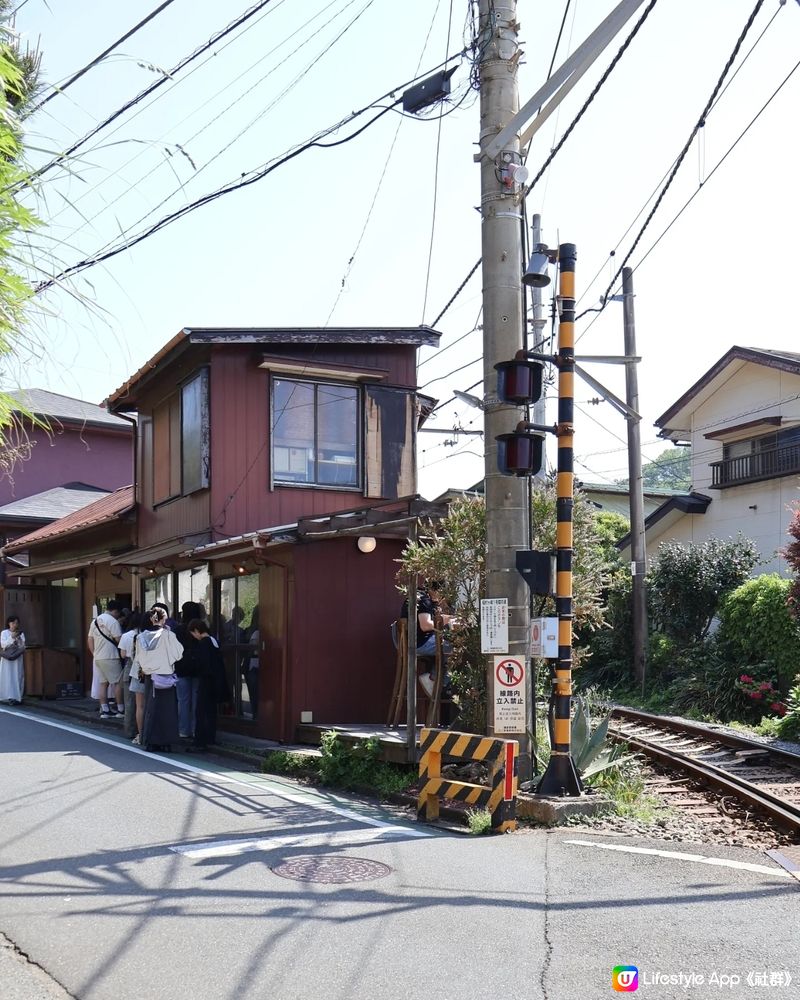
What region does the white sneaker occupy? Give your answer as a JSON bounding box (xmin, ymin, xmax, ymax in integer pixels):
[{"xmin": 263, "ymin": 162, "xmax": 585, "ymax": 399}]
[
  {"xmin": 99, "ymin": 709, "xmax": 113, "ymax": 720},
  {"xmin": 419, "ymin": 673, "xmax": 435, "ymax": 697}
]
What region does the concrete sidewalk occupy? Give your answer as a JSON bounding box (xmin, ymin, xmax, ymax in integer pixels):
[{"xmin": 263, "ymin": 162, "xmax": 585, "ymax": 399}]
[{"xmin": 15, "ymin": 694, "xmax": 316, "ymax": 764}]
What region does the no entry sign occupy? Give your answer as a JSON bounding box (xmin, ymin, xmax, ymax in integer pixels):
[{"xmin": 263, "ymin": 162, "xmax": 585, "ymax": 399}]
[{"xmin": 493, "ymin": 655, "xmax": 526, "ymax": 734}]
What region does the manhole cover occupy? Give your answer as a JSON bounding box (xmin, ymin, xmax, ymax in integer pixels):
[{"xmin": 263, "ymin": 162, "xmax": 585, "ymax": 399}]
[{"xmin": 271, "ymin": 855, "xmax": 392, "ymax": 884}]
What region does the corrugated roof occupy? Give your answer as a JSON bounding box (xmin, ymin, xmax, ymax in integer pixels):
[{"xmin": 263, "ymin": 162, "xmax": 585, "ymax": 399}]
[
  {"xmin": 3, "ymin": 486, "xmax": 135, "ymax": 554},
  {"xmin": 0, "ymin": 483, "xmax": 109, "ymax": 523},
  {"xmin": 9, "ymin": 388, "xmax": 130, "ymax": 429}
]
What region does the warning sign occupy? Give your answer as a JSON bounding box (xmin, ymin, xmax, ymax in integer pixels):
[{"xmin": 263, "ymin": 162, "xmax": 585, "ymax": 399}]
[
  {"xmin": 493, "ymin": 655, "xmax": 526, "ymax": 734},
  {"xmin": 480, "ymin": 598, "xmax": 508, "ymax": 653}
]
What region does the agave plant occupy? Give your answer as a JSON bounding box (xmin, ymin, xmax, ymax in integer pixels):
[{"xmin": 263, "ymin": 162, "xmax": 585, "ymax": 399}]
[{"xmin": 568, "ymin": 695, "xmax": 630, "ymax": 781}]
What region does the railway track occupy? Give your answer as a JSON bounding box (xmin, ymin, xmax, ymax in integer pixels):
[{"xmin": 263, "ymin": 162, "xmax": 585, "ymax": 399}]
[{"xmin": 608, "ymin": 707, "xmax": 800, "ymax": 836}]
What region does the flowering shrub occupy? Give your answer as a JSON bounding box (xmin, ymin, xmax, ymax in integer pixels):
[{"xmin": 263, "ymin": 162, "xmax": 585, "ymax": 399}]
[{"xmin": 735, "ymin": 675, "xmax": 787, "ymax": 716}]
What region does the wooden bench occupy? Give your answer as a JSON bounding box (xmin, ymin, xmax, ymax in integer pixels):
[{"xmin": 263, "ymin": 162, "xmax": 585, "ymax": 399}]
[{"xmin": 387, "ymin": 616, "xmax": 447, "ymax": 728}]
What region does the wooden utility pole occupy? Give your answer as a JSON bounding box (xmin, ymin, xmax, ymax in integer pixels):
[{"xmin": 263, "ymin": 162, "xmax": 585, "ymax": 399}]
[
  {"xmin": 622, "ymin": 266, "xmax": 648, "ymax": 691},
  {"xmin": 476, "ymin": 0, "xmax": 530, "ymax": 775}
]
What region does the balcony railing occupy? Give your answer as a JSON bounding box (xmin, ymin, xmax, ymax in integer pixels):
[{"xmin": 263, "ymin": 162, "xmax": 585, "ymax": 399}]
[{"xmin": 710, "ymin": 442, "xmax": 800, "ymax": 488}]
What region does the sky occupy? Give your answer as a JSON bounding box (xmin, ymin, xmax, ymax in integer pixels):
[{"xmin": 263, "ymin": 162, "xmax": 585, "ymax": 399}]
[{"xmin": 9, "ymin": 0, "xmax": 800, "ymax": 500}]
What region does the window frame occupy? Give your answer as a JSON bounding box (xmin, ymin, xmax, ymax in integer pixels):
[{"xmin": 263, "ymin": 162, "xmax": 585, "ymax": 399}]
[
  {"xmin": 270, "ymin": 375, "xmax": 361, "ymax": 491},
  {"xmin": 152, "ymin": 368, "xmax": 210, "ymax": 506}
]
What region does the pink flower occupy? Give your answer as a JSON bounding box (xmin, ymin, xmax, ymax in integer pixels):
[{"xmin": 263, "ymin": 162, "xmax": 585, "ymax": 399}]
[
  {"xmin": 750, "ymin": 691, "xmax": 763, "ymax": 700},
  {"xmin": 759, "ymin": 682, "xmax": 772, "ymax": 691},
  {"xmin": 771, "ymin": 702, "xmax": 788, "ymax": 716},
  {"xmin": 740, "ymin": 674, "xmax": 754, "ymax": 684}
]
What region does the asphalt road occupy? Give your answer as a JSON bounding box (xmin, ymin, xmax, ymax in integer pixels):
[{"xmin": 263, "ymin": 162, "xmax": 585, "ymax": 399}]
[{"xmin": 0, "ymin": 706, "xmax": 797, "ymax": 1000}]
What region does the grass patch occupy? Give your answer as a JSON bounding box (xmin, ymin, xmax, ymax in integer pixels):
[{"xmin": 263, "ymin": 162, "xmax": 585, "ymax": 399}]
[
  {"xmin": 594, "ymin": 768, "xmax": 666, "ymax": 824},
  {"xmin": 466, "ymin": 808, "xmax": 493, "ymax": 835}
]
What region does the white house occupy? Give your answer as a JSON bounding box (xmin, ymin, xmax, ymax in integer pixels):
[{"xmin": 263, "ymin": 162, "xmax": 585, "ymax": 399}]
[{"xmin": 621, "ymin": 346, "xmax": 800, "ymax": 574}]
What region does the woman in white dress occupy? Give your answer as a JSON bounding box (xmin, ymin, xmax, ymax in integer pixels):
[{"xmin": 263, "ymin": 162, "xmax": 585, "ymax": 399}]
[{"xmin": 0, "ymin": 615, "xmax": 26, "ymax": 704}]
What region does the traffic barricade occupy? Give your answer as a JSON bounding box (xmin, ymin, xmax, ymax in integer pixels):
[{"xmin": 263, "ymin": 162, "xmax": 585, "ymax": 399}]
[{"xmin": 417, "ymin": 727, "xmax": 518, "ymax": 833}]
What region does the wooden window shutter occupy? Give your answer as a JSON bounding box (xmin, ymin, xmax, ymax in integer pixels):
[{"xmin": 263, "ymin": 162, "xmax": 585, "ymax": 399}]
[{"xmin": 364, "ymin": 386, "xmax": 415, "ymax": 499}]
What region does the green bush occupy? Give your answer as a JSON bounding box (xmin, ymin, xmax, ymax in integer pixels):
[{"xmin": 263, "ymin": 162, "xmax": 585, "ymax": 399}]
[
  {"xmin": 261, "ymin": 750, "xmax": 321, "ymax": 780},
  {"xmin": 318, "ymin": 732, "xmax": 416, "ymax": 797},
  {"xmin": 648, "ymin": 536, "xmax": 759, "ymax": 642},
  {"xmin": 717, "ymin": 575, "xmax": 800, "ymax": 692}
]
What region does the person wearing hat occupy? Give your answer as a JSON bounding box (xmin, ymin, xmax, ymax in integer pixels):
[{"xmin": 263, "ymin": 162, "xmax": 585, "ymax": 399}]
[{"xmin": 87, "ymin": 599, "xmax": 124, "ymax": 719}]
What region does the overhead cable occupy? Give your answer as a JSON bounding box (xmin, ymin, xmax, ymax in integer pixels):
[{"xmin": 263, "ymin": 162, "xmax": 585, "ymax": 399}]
[
  {"xmin": 21, "ymin": 0, "xmax": 278, "ymax": 189},
  {"xmin": 35, "ymin": 48, "xmax": 467, "ymax": 293},
  {"xmin": 27, "ymin": 0, "xmax": 180, "ymax": 116},
  {"xmin": 430, "ymin": 0, "xmax": 660, "ymax": 328}
]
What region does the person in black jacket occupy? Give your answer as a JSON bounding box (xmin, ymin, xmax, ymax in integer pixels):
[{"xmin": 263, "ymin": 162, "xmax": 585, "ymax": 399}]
[
  {"xmin": 174, "ymin": 601, "xmax": 204, "ymax": 738},
  {"xmin": 187, "ymin": 618, "xmax": 230, "ymax": 750}
]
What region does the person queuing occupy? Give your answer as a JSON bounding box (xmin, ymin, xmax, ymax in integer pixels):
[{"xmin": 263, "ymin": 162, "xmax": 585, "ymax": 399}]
[
  {"xmin": 187, "ymin": 618, "xmax": 230, "ymax": 751},
  {"xmin": 87, "ymin": 599, "xmax": 124, "ymax": 719},
  {"xmin": 0, "ymin": 615, "xmax": 26, "ymax": 705},
  {"xmin": 174, "ymin": 601, "xmax": 204, "ymax": 739},
  {"xmin": 119, "ymin": 611, "xmax": 146, "ymax": 742},
  {"xmin": 136, "ymin": 606, "xmax": 183, "ymax": 751}
]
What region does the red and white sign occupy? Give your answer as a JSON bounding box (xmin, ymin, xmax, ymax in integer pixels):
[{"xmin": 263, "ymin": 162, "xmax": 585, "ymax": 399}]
[
  {"xmin": 493, "ymin": 655, "xmax": 526, "ymax": 734},
  {"xmin": 531, "ymin": 617, "xmax": 558, "ymax": 658}
]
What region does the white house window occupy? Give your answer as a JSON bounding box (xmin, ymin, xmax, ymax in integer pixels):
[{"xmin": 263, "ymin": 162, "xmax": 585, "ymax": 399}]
[{"xmin": 271, "ymin": 378, "xmax": 359, "ymax": 488}]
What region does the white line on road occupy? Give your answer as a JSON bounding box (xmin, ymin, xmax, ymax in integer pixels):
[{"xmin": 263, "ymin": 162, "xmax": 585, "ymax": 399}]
[
  {"xmin": 565, "ymin": 839, "xmax": 792, "ymax": 878},
  {"xmin": 172, "ymin": 824, "xmax": 429, "ymax": 859},
  {"xmin": 0, "ymin": 707, "xmax": 430, "ymax": 838}
]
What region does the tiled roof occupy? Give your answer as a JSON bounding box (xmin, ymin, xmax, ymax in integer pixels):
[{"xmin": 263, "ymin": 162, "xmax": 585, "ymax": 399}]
[
  {"xmin": 0, "ymin": 483, "xmax": 109, "ymax": 523},
  {"xmin": 3, "ymin": 486, "xmax": 135, "ymax": 554},
  {"xmin": 9, "ymin": 388, "xmax": 130, "ymax": 429}
]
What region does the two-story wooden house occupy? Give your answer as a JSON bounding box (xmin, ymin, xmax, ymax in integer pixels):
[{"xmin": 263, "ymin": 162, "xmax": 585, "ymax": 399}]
[
  {"xmin": 5, "ymin": 327, "xmax": 442, "ymax": 741},
  {"xmin": 620, "ymin": 346, "xmax": 800, "ymax": 573}
]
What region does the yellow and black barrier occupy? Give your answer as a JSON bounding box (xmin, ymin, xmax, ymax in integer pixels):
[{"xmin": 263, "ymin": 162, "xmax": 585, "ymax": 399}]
[{"xmin": 417, "ymin": 728, "xmax": 519, "ymax": 833}]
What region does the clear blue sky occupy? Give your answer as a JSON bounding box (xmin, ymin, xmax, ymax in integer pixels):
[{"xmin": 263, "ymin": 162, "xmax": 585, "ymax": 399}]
[{"xmin": 12, "ymin": 0, "xmax": 800, "ymax": 498}]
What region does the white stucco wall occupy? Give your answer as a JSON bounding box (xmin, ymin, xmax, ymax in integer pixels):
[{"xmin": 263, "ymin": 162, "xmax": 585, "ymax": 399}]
[{"xmin": 645, "ymin": 361, "xmax": 800, "ymax": 575}]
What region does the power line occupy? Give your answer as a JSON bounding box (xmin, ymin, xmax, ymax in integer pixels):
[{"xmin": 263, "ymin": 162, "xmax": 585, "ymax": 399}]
[
  {"xmin": 35, "ymin": 49, "xmax": 467, "ymax": 293},
  {"xmin": 46, "ymin": 0, "xmax": 357, "ymax": 236},
  {"xmin": 635, "ymin": 52, "xmax": 800, "ymax": 273},
  {"xmin": 599, "ymin": 0, "xmax": 767, "ymax": 306},
  {"xmin": 430, "ymin": 0, "xmax": 661, "ymax": 328},
  {"xmin": 421, "ymin": 0, "xmax": 454, "ymax": 323},
  {"xmin": 20, "ymin": 0, "xmax": 279, "ymax": 190},
  {"xmin": 575, "ymin": 0, "xmax": 783, "ymax": 315},
  {"xmin": 65, "ymin": 0, "xmax": 378, "ymax": 265},
  {"xmin": 27, "ymin": 0, "xmax": 180, "ymax": 116}
]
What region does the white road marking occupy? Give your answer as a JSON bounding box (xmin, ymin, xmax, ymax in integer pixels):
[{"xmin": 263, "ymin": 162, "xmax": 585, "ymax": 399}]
[
  {"xmin": 565, "ymin": 839, "xmax": 792, "ymax": 878},
  {"xmin": 172, "ymin": 824, "xmax": 428, "ymax": 859},
  {"xmin": 0, "ymin": 707, "xmax": 430, "ymax": 837}
]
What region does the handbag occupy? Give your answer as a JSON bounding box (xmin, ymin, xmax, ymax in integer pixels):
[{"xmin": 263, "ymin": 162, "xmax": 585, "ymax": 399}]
[
  {"xmin": 152, "ymin": 672, "xmax": 177, "ymax": 690},
  {"xmin": 2, "ymin": 639, "xmax": 24, "ymax": 660}
]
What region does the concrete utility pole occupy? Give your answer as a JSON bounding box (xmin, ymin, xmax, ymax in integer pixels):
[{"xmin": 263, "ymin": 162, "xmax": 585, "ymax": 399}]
[
  {"xmin": 477, "ymin": 0, "xmax": 530, "ymax": 774},
  {"xmin": 622, "ymin": 266, "xmax": 648, "ymax": 691},
  {"xmin": 530, "ymin": 214, "xmax": 548, "ymax": 482}
]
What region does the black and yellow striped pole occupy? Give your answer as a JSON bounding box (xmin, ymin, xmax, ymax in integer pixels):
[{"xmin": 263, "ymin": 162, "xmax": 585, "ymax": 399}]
[{"xmin": 536, "ymin": 243, "xmax": 583, "ymax": 797}]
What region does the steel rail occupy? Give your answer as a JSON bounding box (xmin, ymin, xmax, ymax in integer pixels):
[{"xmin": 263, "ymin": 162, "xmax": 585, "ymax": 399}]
[
  {"xmin": 610, "ymin": 731, "xmax": 800, "ymax": 834},
  {"xmin": 611, "ymin": 706, "xmax": 800, "ymax": 768}
]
